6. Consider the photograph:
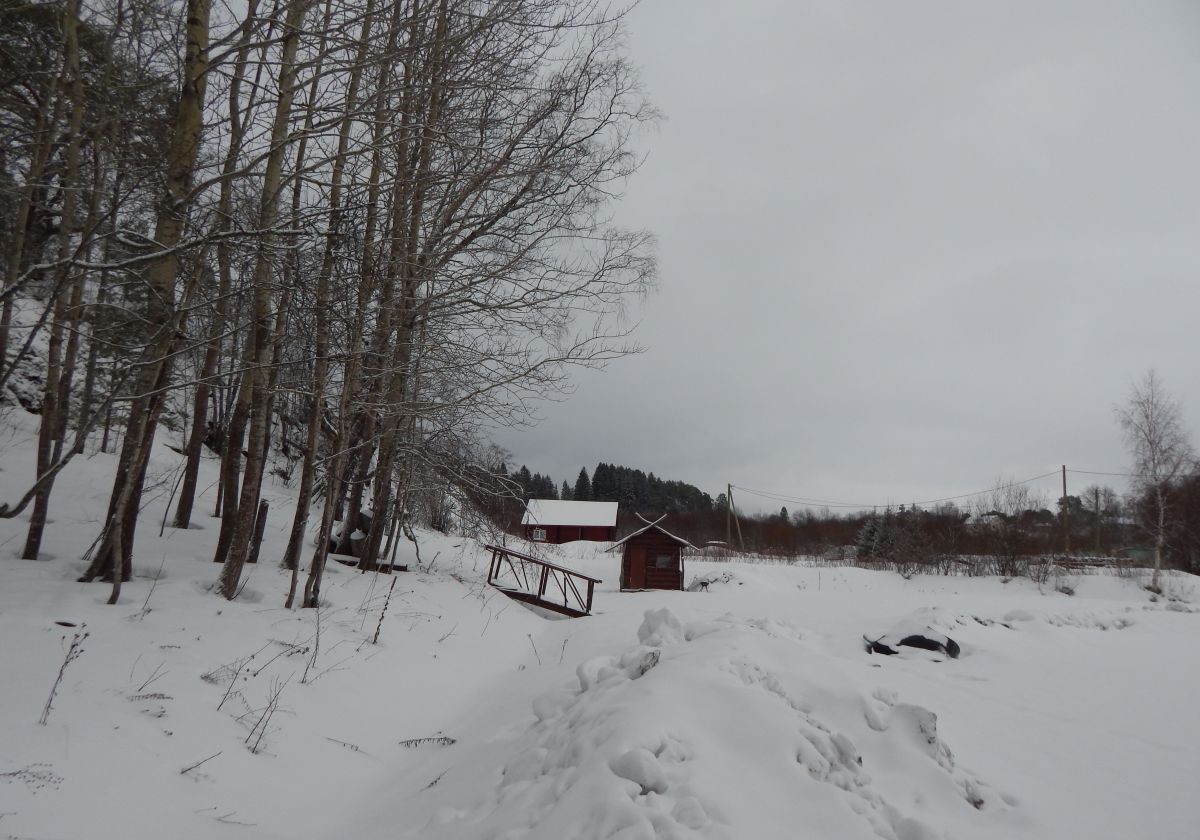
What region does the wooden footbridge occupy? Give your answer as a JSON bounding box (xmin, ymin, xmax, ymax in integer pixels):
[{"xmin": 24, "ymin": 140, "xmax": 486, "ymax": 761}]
[{"xmin": 485, "ymin": 544, "xmax": 600, "ymax": 618}]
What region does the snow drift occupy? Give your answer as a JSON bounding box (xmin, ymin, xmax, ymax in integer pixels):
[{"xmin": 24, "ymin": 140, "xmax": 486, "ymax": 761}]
[{"xmin": 402, "ymin": 608, "xmax": 1011, "ymax": 840}]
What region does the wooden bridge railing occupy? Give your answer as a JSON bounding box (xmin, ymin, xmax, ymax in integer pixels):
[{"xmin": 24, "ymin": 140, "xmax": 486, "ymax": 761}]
[{"xmin": 484, "ymin": 544, "xmax": 601, "ymax": 617}]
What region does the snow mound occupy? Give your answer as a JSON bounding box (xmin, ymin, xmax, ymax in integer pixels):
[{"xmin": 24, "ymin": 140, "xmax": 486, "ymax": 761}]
[
  {"xmin": 687, "ymin": 571, "xmax": 739, "ymax": 591},
  {"xmin": 865, "ymin": 611, "xmax": 963, "ymax": 659},
  {"xmin": 405, "ymin": 609, "xmax": 1010, "ymax": 839}
]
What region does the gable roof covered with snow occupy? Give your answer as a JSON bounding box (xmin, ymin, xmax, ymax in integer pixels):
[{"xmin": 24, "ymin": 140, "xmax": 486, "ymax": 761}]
[{"xmin": 521, "ymin": 499, "xmax": 619, "ymax": 528}]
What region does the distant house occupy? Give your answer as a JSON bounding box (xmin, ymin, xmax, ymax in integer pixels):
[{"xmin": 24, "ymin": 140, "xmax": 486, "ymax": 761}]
[
  {"xmin": 609, "ymin": 515, "xmax": 695, "ymax": 591},
  {"xmin": 522, "ymin": 499, "xmax": 619, "ymax": 544}
]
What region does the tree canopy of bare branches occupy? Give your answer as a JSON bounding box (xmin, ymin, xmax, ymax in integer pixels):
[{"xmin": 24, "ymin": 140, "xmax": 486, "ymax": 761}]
[
  {"xmin": 1116, "ymin": 370, "xmax": 1196, "ymax": 589},
  {"xmin": 1, "ymin": 0, "xmax": 656, "ymax": 605}
]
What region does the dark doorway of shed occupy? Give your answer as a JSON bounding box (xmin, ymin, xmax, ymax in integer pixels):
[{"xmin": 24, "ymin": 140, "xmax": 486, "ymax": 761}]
[{"xmin": 628, "ymin": 548, "xmax": 647, "ymax": 589}]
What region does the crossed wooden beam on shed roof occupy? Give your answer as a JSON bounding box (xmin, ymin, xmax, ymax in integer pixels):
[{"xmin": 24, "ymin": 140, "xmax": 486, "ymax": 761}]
[{"xmin": 606, "ymin": 513, "xmax": 697, "ymax": 551}]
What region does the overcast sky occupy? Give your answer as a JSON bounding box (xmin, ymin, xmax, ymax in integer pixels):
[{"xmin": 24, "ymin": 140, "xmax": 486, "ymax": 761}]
[{"xmin": 495, "ymin": 0, "xmax": 1200, "ymax": 514}]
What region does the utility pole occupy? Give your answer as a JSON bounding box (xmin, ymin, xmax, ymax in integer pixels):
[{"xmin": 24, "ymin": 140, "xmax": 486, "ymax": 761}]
[
  {"xmin": 726, "ymin": 483, "xmax": 732, "ymax": 546},
  {"xmin": 728, "ymin": 484, "xmax": 745, "ymax": 552},
  {"xmin": 1062, "ymin": 465, "xmax": 1070, "ymax": 555}
]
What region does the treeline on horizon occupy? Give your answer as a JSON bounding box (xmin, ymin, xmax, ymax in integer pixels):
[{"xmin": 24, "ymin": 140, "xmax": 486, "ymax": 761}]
[
  {"xmin": 502, "ymin": 462, "xmax": 714, "ymax": 513},
  {"xmin": 479, "ymin": 464, "xmax": 1200, "ymax": 575}
]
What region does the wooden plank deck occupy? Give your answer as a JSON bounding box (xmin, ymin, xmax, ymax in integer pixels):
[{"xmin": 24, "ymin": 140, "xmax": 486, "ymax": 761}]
[{"xmin": 484, "ymin": 544, "xmax": 601, "ymax": 618}]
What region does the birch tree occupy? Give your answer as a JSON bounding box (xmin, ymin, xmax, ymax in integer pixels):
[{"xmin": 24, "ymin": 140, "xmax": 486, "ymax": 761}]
[
  {"xmin": 80, "ymin": 0, "xmax": 213, "ymax": 594},
  {"xmin": 1116, "ymin": 370, "xmax": 1196, "ymax": 590}
]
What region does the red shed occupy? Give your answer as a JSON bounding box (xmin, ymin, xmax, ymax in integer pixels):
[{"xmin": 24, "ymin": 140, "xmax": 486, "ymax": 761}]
[
  {"xmin": 522, "ymin": 499, "xmax": 619, "ymax": 544},
  {"xmin": 610, "ymin": 515, "xmax": 695, "ymax": 591}
]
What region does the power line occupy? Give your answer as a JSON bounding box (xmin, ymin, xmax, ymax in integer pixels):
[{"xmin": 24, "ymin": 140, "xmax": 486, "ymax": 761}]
[
  {"xmin": 728, "ymin": 487, "xmax": 877, "ymax": 509},
  {"xmin": 732, "ymin": 469, "xmax": 1069, "ymax": 513}
]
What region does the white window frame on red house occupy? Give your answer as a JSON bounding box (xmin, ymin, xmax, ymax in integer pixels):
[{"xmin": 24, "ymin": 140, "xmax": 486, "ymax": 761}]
[{"xmin": 532, "ymin": 527, "xmax": 547, "ymax": 542}]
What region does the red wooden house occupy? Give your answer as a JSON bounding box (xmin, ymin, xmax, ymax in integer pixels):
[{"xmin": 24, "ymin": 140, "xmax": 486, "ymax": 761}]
[
  {"xmin": 610, "ymin": 515, "xmax": 695, "ymax": 591},
  {"xmin": 522, "ymin": 499, "xmax": 619, "ymax": 544}
]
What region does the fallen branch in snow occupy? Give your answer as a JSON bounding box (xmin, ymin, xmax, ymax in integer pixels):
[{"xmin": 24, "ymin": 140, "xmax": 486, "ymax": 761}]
[
  {"xmin": 216, "ymin": 674, "xmax": 244, "ymax": 713},
  {"xmin": 404, "ymin": 524, "xmax": 423, "ymax": 568},
  {"xmin": 302, "ymin": 605, "xmax": 323, "ymax": 684},
  {"xmin": 304, "ymin": 654, "xmax": 353, "ymax": 685},
  {"xmin": 399, "ymin": 735, "xmax": 457, "ymax": 748},
  {"xmin": 355, "ymin": 572, "xmax": 382, "ymax": 632},
  {"xmin": 128, "ymin": 556, "xmax": 168, "ymax": 621},
  {"xmin": 137, "ymin": 661, "xmax": 168, "ymax": 693},
  {"xmin": 180, "ymin": 751, "xmax": 222, "ymax": 776},
  {"xmin": 192, "ymin": 804, "xmax": 257, "ymax": 826},
  {"xmin": 245, "ymin": 675, "xmax": 290, "ymax": 754},
  {"xmin": 372, "ymin": 578, "xmax": 397, "ymax": 645},
  {"xmin": 203, "ymin": 642, "xmax": 272, "ymax": 711},
  {"xmin": 40, "ymin": 625, "xmax": 88, "ymax": 725},
  {"xmin": 249, "ymin": 639, "xmax": 311, "ymax": 678},
  {"xmin": 0, "ymin": 763, "xmax": 64, "ymax": 791},
  {"xmin": 215, "ymin": 811, "xmax": 256, "ymax": 827},
  {"xmin": 559, "ymin": 638, "xmax": 569, "ymax": 665},
  {"xmin": 422, "ymin": 769, "xmax": 449, "ymax": 790},
  {"xmin": 233, "ymin": 562, "xmax": 256, "ymax": 601},
  {"xmin": 527, "ymin": 634, "xmax": 542, "ymax": 666},
  {"xmin": 437, "ymin": 623, "xmax": 457, "ymax": 643},
  {"xmin": 325, "ymin": 737, "xmax": 376, "ymax": 758},
  {"xmin": 325, "ymin": 737, "xmax": 361, "ymax": 752},
  {"xmin": 159, "ymin": 465, "xmax": 187, "ymax": 537}
]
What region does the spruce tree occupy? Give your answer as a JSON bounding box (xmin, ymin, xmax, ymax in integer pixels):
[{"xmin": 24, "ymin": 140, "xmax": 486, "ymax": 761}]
[
  {"xmin": 574, "ymin": 467, "xmax": 592, "ymax": 501},
  {"xmin": 592, "ymin": 463, "xmax": 610, "ymax": 500},
  {"xmin": 856, "ymin": 519, "xmax": 878, "ymax": 559}
]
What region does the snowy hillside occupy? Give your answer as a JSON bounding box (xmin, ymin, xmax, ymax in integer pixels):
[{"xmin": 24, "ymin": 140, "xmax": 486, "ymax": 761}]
[{"xmin": 1, "ymin": 415, "xmax": 1198, "ymax": 839}]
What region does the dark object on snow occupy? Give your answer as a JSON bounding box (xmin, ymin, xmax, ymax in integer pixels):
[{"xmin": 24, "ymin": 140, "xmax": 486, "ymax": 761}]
[
  {"xmin": 863, "ymin": 635, "xmax": 897, "ymax": 655},
  {"xmin": 898, "ymin": 634, "xmax": 962, "ymax": 658},
  {"xmin": 328, "ymin": 512, "xmax": 373, "ymax": 557},
  {"xmin": 864, "ymin": 632, "xmax": 960, "ymax": 659}
]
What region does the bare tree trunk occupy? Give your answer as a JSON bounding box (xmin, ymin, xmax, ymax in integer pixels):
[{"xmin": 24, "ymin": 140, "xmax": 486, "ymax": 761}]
[
  {"xmin": 362, "ymin": 307, "xmax": 429, "ymax": 568},
  {"xmin": 302, "ymin": 0, "xmax": 406, "ymax": 607},
  {"xmin": 1154, "ymin": 486, "xmax": 1165, "ymax": 590},
  {"xmin": 212, "ymin": 389, "xmax": 246, "ymax": 562},
  {"xmin": 281, "ymin": 0, "xmax": 375, "ymax": 581},
  {"xmin": 100, "ymin": 356, "xmax": 118, "ymax": 452},
  {"xmin": 173, "ymin": 0, "xmax": 261, "ymax": 530},
  {"xmin": 52, "ymin": 156, "xmax": 107, "ymax": 462},
  {"xmin": 1, "ymin": 59, "xmax": 65, "ymax": 364},
  {"xmin": 80, "ymin": 0, "xmax": 213, "ymax": 587},
  {"xmin": 74, "ymin": 166, "xmax": 122, "ymax": 455},
  {"xmin": 359, "ymin": 0, "xmax": 447, "ymax": 570},
  {"xmin": 218, "ymin": 0, "xmax": 313, "ymax": 599},
  {"xmin": 23, "ymin": 0, "xmax": 88, "ymax": 560}
]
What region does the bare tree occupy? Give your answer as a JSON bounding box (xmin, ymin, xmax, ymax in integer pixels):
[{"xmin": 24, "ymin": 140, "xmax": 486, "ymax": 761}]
[
  {"xmin": 1116, "ymin": 370, "xmax": 1195, "ymax": 590},
  {"xmin": 973, "ymin": 478, "xmax": 1046, "ymax": 577},
  {"xmin": 215, "ymin": 0, "xmax": 314, "ymax": 600},
  {"xmin": 1080, "ymin": 484, "xmax": 1120, "ymax": 554},
  {"xmin": 79, "ymin": 0, "xmax": 214, "ymax": 595},
  {"xmin": 21, "ymin": 0, "xmax": 88, "ymax": 560}
]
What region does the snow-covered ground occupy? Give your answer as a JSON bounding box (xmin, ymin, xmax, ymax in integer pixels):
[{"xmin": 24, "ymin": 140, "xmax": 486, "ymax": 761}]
[{"xmin": 1, "ymin": 414, "xmax": 1198, "ymax": 839}]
